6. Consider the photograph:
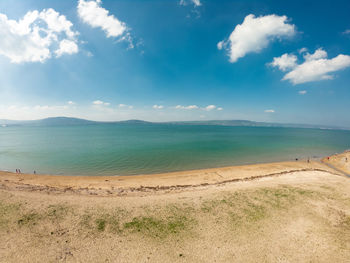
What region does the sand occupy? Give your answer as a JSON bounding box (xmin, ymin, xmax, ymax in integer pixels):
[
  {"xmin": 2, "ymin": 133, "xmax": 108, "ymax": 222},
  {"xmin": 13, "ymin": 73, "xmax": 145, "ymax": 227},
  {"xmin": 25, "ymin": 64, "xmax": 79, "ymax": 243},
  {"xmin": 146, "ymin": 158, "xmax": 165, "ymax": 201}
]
[{"xmin": 0, "ymin": 152, "xmax": 350, "ymax": 262}]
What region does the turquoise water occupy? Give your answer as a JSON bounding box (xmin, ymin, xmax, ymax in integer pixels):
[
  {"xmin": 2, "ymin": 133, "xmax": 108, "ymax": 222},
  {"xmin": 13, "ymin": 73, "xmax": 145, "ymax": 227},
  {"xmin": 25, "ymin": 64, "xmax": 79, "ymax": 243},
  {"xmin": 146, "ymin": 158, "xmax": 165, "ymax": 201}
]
[{"xmin": 0, "ymin": 124, "xmax": 350, "ymax": 176}]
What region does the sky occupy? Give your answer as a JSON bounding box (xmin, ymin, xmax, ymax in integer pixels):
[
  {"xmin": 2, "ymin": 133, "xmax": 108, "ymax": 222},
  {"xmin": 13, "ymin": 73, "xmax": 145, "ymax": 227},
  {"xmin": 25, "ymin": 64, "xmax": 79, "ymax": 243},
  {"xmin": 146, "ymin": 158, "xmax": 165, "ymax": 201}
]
[{"xmin": 0, "ymin": 0, "xmax": 349, "ymax": 127}]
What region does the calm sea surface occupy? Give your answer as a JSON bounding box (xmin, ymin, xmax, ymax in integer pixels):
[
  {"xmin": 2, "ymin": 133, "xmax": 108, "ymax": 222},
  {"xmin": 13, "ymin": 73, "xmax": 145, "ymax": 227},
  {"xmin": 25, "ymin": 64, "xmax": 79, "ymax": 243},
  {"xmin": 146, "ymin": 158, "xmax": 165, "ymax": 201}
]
[{"xmin": 0, "ymin": 124, "xmax": 350, "ymax": 176}]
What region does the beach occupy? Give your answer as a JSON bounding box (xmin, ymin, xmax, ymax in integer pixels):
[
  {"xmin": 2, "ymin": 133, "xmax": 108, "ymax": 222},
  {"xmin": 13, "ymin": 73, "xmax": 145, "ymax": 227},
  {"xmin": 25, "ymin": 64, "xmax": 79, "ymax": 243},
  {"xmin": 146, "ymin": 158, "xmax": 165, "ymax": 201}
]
[{"xmin": 0, "ymin": 152, "xmax": 349, "ymax": 262}]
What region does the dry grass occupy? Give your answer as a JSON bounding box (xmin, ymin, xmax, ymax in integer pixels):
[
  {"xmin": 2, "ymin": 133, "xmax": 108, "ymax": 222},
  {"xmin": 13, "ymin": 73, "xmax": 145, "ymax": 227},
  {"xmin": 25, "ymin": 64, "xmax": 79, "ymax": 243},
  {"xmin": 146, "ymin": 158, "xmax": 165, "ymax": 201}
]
[{"xmin": 0, "ymin": 171, "xmax": 349, "ymax": 262}]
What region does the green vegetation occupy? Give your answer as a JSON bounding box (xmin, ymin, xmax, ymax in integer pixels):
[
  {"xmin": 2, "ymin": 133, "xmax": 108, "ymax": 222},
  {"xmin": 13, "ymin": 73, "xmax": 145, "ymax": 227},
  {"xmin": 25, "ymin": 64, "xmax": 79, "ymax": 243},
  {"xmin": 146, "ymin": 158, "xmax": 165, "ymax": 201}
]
[
  {"xmin": 47, "ymin": 204, "xmax": 71, "ymax": 220},
  {"xmin": 95, "ymin": 218, "xmax": 106, "ymax": 231},
  {"xmin": 123, "ymin": 214, "xmax": 190, "ymax": 238},
  {"xmin": 17, "ymin": 212, "xmax": 41, "ymax": 226},
  {"xmin": 200, "ymin": 186, "xmax": 317, "ymax": 229},
  {"xmin": 0, "ymin": 201, "xmax": 21, "ymax": 229},
  {"xmin": 0, "ymin": 185, "xmax": 346, "ymax": 241}
]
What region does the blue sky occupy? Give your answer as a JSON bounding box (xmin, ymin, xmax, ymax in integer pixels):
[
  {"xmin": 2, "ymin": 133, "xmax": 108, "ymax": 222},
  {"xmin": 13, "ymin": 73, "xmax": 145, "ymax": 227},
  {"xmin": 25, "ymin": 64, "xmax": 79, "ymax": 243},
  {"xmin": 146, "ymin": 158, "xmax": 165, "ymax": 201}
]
[{"xmin": 0, "ymin": 0, "xmax": 349, "ymax": 126}]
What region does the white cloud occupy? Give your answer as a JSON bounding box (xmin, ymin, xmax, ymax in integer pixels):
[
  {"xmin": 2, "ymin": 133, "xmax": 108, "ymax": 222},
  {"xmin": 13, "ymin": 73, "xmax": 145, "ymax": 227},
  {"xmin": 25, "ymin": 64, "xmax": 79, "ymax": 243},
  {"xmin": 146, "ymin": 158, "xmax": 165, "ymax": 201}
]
[
  {"xmin": 78, "ymin": 0, "xmax": 127, "ymax": 38},
  {"xmin": 270, "ymin": 53, "xmax": 297, "ymax": 71},
  {"xmin": 152, "ymin": 105, "xmax": 164, "ymax": 109},
  {"xmin": 205, "ymin": 105, "xmax": 216, "ymax": 111},
  {"xmin": 298, "ymin": 90, "xmax": 307, "ymax": 95},
  {"xmin": 264, "ymin": 109, "xmax": 275, "ymax": 113},
  {"xmin": 303, "ymin": 48, "xmax": 327, "ymax": 61},
  {"xmin": 179, "ymin": 0, "xmax": 201, "ymax": 7},
  {"xmin": 174, "ymin": 105, "xmax": 223, "ymax": 111},
  {"xmin": 274, "ymin": 48, "xmax": 350, "ymax": 84},
  {"xmin": 218, "ymin": 14, "xmax": 296, "ymax": 63},
  {"xmin": 67, "ymin": 101, "xmax": 75, "ymax": 105},
  {"xmin": 0, "ymin": 8, "xmax": 78, "ymax": 63},
  {"xmin": 175, "ymin": 105, "xmax": 199, "ymax": 110},
  {"xmin": 55, "ymin": 39, "xmax": 79, "ymax": 57},
  {"xmin": 93, "ymin": 100, "xmax": 110, "ymax": 106},
  {"xmin": 298, "ymin": 47, "xmax": 308, "ymax": 54},
  {"xmin": 118, "ymin": 104, "xmax": 133, "ymax": 109},
  {"xmin": 342, "ymin": 29, "xmax": 350, "ymax": 35},
  {"xmin": 34, "ymin": 105, "xmax": 69, "ymax": 111}
]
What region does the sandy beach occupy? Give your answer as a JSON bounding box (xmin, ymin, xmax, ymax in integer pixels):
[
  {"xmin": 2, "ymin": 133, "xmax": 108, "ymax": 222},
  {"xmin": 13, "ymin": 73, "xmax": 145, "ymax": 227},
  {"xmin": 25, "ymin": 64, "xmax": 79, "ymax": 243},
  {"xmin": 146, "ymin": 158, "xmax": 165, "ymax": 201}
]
[{"xmin": 1, "ymin": 152, "xmax": 349, "ymax": 262}]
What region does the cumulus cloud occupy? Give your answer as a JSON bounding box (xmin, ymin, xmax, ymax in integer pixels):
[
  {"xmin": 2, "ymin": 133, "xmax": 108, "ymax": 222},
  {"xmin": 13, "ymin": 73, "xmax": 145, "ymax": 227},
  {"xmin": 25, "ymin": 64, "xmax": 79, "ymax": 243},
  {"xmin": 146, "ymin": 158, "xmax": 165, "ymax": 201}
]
[
  {"xmin": 271, "ymin": 48, "xmax": 350, "ymax": 84},
  {"xmin": 264, "ymin": 109, "xmax": 275, "ymax": 113},
  {"xmin": 55, "ymin": 39, "xmax": 79, "ymax": 57},
  {"xmin": 175, "ymin": 105, "xmax": 199, "ymax": 110},
  {"xmin": 269, "ymin": 53, "xmax": 297, "ymax": 71},
  {"xmin": 218, "ymin": 14, "xmax": 296, "ymax": 63},
  {"xmin": 303, "ymin": 48, "xmax": 327, "ymax": 61},
  {"xmin": 0, "ymin": 8, "xmax": 78, "ymax": 63},
  {"xmin": 67, "ymin": 101, "xmax": 75, "ymax": 105},
  {"xmin": 93, "ymin": 100, "xmax": 110, "ymax": 106},
  {"xmin": 152, "ymin": 105, "xmax": 164, "ymax": 109},
  {"xmin": 78, "ymin": 0, "xmax": 127, "ymax": 38},
  {"xmin": 217, "ymin": 107, "xmax": 223, "ymax": 111},
  {"xmin": 204, "ymin": 105, "xmax": 216, "ymax": 111},
  {"xmin": 298, "ymin": 90, "xmax": 307, "ymax": 95}
]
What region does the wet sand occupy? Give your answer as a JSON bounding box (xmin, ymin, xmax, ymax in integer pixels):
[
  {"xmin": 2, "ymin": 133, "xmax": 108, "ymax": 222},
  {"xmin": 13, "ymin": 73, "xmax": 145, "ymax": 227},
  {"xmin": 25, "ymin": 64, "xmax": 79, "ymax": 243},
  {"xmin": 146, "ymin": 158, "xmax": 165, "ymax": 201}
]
[{"xmin": 0, "ymin": 159, "xmax": 344, "ymax": 196}]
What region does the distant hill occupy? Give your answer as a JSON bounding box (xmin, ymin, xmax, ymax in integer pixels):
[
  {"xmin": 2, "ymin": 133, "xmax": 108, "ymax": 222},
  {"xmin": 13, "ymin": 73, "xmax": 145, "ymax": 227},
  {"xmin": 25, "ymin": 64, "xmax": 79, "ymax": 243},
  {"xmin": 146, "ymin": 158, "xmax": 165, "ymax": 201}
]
[
  {"xmin": 166, "ymin": 120, "xmax": 347, "ymax": 130},
  {"xmin": 0, "ymin": 117, "xmax": 96, "ymax": 126},
  {"xmin": 0, "ymin": 117, "xmax": 348, "ymax": 130}
]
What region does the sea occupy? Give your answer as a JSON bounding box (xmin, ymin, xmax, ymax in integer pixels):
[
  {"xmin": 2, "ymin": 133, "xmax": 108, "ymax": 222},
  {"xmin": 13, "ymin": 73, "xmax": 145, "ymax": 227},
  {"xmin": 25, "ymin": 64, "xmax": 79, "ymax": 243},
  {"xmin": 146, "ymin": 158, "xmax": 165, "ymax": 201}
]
[{"xmin": 1, "ymin": 123, "xmax": 350, "ymax": 176}]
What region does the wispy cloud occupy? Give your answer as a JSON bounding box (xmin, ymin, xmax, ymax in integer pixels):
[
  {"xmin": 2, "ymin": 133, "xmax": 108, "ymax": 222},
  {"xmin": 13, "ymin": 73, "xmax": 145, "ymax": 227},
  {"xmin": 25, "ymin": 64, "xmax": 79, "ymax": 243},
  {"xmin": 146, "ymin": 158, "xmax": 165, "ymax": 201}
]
[
  {"xmin": 0, "ymin": 8, "xmax": 78, "ymax": 63},
  {"xmin": 298, "ymin": 90, "xmax": 307, "ymax": 95},
  {"xmin": 93, "ymin": 100, "xmax": 110, "ymax": 106},
  {"xmin": 342, "ymin": 29, "xmax": 350, "ymax": 35},
  {"xmin": 118, "ymin": 104, "xmax": 133, "ymax": 109},
  {"xmin": 152, "ymin": 105, "xmax": 164, "ymax": 109},
  {"xmin": 218, "ymin": 14, "xmax": 296, "ymax": 63},
  {"xmin": 264, "ymin": 109, "xmax": 275, "ymax": 113},
  {"xmin": 179, "ymin": 0, "xmax": 201, "ymax": 7},
  {"xmin": 77, "ymin": 0, "xmax": 134, "ymax": 47}
]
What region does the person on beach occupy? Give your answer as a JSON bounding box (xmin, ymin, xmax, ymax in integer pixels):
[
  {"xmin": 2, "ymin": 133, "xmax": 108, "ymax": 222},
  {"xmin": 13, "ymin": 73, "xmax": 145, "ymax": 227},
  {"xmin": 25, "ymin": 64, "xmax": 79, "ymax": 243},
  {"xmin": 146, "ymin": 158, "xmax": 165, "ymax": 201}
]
[
  {"xmin": 16, "ymin": 169, "xmax": 18, "ymax": 173},
  {"xmin": 34, "ymin": 171, "xmax": 36, "ymax": 174}
]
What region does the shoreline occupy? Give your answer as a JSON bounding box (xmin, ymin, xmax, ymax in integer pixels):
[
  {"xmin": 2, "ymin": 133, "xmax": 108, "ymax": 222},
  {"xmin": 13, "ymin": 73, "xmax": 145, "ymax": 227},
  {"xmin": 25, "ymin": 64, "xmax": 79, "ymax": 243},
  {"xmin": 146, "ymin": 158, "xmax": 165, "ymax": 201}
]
[{"xmin": 1, "ymin": 151, "xmax": 349, "ymax": 196}]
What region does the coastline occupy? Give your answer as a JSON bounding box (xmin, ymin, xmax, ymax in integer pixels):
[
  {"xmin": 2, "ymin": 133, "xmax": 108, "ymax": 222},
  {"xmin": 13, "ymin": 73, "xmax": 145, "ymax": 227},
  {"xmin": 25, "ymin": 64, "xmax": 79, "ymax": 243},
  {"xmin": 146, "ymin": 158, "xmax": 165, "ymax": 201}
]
[{"xmin": 0, "ymin": 152, "xmax": 349, "ymax": 196}]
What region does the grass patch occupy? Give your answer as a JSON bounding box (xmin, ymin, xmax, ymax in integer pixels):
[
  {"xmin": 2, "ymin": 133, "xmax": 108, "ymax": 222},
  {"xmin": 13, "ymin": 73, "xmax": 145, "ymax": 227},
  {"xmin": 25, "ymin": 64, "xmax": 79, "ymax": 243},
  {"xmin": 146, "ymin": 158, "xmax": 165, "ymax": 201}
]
[
  {"xmin": 17, "ymin": 212, "xmax": 41, "ymax": 226},
  {"xmin": 46, "ymin": 204, "xmax": 71, "ymax": 220},
  {"xmin": 0, "ymin": 201, "xmax": 21, "ymax": 230},
  {"xmin": 201, "ymin": 186, "xmax": 318, "ymax": 229},
  {"xmin": 80, "ymin": 208, "xmax": 125, "ymax": 233},
  {"xmin": 123, "ymin": 215, "xmax": 189, "ymax": 238},
  {"xmin": 95, "ymin": 218, "xmax": 106, "ymax": 231}
]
